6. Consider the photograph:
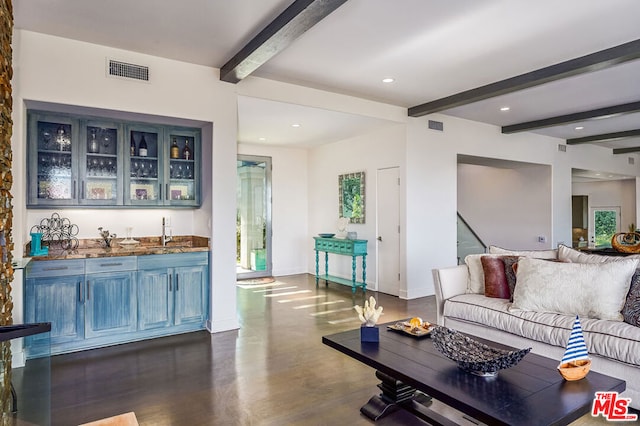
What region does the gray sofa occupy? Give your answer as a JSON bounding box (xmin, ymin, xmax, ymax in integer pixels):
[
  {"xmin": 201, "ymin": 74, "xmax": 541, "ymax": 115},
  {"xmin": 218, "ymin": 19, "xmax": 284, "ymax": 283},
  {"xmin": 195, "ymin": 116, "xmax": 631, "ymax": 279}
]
[{"xmin": 432, "ymin": 246, "xmax": 640, "ymax": 409}]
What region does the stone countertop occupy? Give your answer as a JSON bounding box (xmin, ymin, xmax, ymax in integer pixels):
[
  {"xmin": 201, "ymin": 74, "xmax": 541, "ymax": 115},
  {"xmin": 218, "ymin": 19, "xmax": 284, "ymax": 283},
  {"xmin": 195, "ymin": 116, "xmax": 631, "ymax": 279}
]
[{"xmin": 25, "ymin": 235, "xmax": 210, "ymax": 261}]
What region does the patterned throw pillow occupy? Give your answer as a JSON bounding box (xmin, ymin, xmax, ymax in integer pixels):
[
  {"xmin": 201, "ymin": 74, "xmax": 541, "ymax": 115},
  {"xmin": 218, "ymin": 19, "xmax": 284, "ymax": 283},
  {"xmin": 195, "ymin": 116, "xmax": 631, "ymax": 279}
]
[
  {"xmin": 623, "ymin": 269, "xmax": 640, "ymax": 326},
  {"xmin": 502, "ymin": 256, "xmax": 519, "ymax": 300}
]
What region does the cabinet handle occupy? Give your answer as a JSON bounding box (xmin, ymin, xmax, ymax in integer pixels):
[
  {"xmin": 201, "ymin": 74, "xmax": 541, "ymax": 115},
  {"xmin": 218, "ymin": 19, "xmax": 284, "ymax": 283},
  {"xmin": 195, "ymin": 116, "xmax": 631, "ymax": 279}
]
[
  {"xmin": 165, "ymin": 184, "xmax": 169, "ymax": 201},
  {"xmin": 176, "ymin": 275, "xmax": 179, "ymax": 291},
  {"xmin": 81, "ymin": 180, "xmax": 85, "ymax": 199},
  {"xmin": 99, "ymin": 262, "xmax": 123, "ymax": 267},
  {"xmin": 73, "ymin": 180, "xmax": 77, "ymax": 199},
  {"xmin": 87, "ymin": 281, "xmax": 90, "ymax": 300},
  {"xmin": 169, "ymin": 275, "xmax": 172, "ymax": 291},
  {"xmin": 78, "ymin": 281, "xmax": 83, "ymax": 303},
  {"xmin": 44, "ymin": 266, "xmax": 68, "ymax": 271}
]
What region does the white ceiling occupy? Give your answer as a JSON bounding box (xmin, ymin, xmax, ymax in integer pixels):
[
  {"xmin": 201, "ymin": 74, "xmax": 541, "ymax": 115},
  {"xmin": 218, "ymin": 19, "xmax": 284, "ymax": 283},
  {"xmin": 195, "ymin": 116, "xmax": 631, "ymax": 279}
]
[{"xmin": 13, "ymin": 0, "xmax": 640, "ymax": 150}]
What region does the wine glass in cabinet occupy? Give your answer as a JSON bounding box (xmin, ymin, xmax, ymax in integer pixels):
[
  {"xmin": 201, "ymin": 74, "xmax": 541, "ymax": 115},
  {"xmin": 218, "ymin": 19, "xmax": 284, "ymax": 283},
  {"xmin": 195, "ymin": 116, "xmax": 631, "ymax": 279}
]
[
  {"xmin": 126, "ymin": 125, "xmax": 162, "ymax": 206},
  {"xmin": 79, "ymin": 121, "xmax": 123, "ymax": 205},
  {"xmin": 27, "ymin": 113, "xmax": 78, "ymax": 207},
  {"xmin": 165, "ymin": 128, "xmax": 201, "ymax": 207}
]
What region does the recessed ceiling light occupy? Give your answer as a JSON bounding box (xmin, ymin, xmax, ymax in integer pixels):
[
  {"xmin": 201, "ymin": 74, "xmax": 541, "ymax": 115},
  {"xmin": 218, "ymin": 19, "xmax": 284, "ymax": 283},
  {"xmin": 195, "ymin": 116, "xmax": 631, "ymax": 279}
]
[
  {"xmin": 575, "ymin": 126, "xmax": 584, "ymax": 130},
  {"xmin": 291, "ymin": 123, "xmax": 301, "ymax": 128},
  {"xmin": 258, "ymin": 137, "xmax": 266, "ymax": 141},
  {"xmin": 500, "ymin": 106, "xmax": 510, "ymax": 111},
  {"xmin": 382, "ymin": 78, "xmax": 395, "ymax": 83}
]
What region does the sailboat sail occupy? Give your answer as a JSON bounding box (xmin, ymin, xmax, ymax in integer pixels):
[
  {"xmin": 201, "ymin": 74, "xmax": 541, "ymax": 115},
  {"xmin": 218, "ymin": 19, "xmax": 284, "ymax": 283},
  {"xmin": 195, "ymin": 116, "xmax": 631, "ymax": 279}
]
[{"xmin": 560, "ymin": 316, "xmax": 589, "ymax": 365}]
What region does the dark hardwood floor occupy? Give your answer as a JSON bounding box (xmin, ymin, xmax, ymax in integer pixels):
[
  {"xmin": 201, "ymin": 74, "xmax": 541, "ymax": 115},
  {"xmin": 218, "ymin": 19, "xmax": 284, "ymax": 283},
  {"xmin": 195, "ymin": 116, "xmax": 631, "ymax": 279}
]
[{"xmin": 18, "ymin": 274, "xmax": 438, "ymax": 425}]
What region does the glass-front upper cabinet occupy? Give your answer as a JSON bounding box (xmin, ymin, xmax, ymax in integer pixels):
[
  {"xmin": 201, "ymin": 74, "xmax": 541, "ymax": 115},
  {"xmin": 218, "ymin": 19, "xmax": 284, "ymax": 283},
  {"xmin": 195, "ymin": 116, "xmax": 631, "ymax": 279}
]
[
  {"xmin": 27, "ymin": 113, "xmax": 78, "ymax": 207},
  {"xmin": 27, "ymin": 109, "xmax": 202, "ymax": 208},
  {"xmin": 125, "ymin": 125, "xmax": 162, "ymax": 206},
  {"xmin": 166, "ymin": 128, "xmax": 201, "ymax": 207},
  {"xmin": 80, "ymin": 121, "xmax": 123, "ymax": 205}
]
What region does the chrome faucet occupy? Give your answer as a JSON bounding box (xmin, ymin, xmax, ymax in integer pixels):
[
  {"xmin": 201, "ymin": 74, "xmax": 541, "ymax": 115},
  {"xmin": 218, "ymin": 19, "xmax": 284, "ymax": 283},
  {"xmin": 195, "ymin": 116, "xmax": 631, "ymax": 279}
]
[{"xmin": 162, "ymin": 217, "xmax": 173, "ymax": 246}]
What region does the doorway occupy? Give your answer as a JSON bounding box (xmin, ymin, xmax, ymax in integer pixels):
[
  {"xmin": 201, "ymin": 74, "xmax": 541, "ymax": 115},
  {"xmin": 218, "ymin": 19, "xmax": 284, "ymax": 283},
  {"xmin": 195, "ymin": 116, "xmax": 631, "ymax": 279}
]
[
  {"xmin": 590, "ymin": 206, "xmax": 621, "ymax": 248},
  {"xmin": 237, "ymin": 155, "xmax": 272, "ymax": 279},
  {"xmin": 376, "ymin": 167, "xmax": 400, "ymax": 296}
]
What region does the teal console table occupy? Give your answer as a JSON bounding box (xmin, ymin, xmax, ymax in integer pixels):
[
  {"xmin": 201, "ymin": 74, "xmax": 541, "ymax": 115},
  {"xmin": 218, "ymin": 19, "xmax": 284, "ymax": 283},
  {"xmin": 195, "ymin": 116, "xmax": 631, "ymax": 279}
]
[{"xmin": 314, "ymin": 237, "xmax": 367, "ymax": 293}]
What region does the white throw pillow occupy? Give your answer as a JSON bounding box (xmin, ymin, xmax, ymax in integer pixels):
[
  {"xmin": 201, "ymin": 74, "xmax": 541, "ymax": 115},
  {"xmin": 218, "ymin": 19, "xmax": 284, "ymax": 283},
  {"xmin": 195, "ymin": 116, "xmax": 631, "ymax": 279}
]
[
  {"xmin": 489, "ymin": 245, "xmax": 557, "ymax": 259},
  {"xmin": 511, "ymin": 257, "xmax": 639, "ymax": 321},
  {"xmin": 558, "ymin": 244, "xmax": 640, "ymax": 263},
  {"xmin": 464, "ymin": 254, "xmax": 485, "ymax": 294}
]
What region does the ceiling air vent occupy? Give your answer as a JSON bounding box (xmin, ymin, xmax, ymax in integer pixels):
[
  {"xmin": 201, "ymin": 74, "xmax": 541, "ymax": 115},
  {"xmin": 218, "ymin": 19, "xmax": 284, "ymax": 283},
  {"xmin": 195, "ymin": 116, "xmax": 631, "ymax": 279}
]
[
  {"xmin": 558, "ymin": 144, "xmax": 567, "ymax": 152},
  {"xmin": 107, "ymin": 59, "xmax": 149, "ymax": 82},
  {"xmin": 629, "ymin": 157, "xmax": 635, "ymax": 165},
  {"xmin": 428, "ymin": 120, "xmax": 444, "ymax": 131}
]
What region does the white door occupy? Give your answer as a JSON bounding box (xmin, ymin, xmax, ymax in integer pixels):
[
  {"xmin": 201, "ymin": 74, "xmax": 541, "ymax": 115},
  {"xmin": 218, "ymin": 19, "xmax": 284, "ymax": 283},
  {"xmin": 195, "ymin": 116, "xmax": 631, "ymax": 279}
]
[{"xmin": 376, "ymin": 167, "xmax": 400, "ymax": 296}]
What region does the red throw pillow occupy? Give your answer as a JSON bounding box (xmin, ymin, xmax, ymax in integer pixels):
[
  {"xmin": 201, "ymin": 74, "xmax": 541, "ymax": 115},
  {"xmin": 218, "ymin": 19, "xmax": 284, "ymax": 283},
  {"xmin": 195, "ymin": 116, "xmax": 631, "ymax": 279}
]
[{"xmin": 481, "ymin": 256, "xmax": 511, "ymax": 299}]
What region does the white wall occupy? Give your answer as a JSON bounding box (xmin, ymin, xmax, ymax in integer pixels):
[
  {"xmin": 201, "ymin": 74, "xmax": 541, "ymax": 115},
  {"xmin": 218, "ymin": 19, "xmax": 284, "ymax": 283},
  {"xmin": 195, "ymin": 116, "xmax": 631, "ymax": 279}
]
[
  {"xmin": 573, "ymin": 179, "xmax": 637, "ymax": 233},
  {"xmin": 405, "ymin": 114, "xmax": 640, "ymax": 298},
  {"xmin": 237, "ymin": 143, "xmax": 309, "ymax": 276},
  {"xmin": 307, "ymin": 124, "xmax": 406, "ymax": 293},
  {"xmin": 457, "ymin": 163, "xmax": 552, "ymax": 249},
  {"xmin": 12, "ymin": 30, "xmax": 239, "ymax": 338}
]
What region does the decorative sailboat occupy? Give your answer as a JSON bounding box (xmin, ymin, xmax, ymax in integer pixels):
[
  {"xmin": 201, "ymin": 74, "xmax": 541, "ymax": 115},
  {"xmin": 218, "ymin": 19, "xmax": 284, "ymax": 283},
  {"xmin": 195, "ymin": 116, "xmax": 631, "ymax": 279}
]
[{"xmin": 558, "ymin": 316, "xmax": 591, "ymax": 381}]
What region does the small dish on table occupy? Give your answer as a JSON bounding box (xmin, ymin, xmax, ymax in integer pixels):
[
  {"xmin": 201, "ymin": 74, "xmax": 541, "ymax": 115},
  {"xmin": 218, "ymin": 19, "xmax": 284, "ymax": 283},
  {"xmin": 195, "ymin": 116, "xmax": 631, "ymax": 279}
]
[
  {"xmin": 318, "ymin": 233, "xmax": 335, "ymax": 238},
  {"xmin": 387, "ymin": 318, "xmax": 434, "ymax": 338}
]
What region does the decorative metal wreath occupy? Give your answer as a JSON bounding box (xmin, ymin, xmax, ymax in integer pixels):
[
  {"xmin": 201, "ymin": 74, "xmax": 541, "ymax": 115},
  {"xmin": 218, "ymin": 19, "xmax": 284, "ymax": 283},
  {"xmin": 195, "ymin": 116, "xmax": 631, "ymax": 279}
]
[{"xmin": 611, "ymin": 232, "xmax": 640, "ymax": 253}]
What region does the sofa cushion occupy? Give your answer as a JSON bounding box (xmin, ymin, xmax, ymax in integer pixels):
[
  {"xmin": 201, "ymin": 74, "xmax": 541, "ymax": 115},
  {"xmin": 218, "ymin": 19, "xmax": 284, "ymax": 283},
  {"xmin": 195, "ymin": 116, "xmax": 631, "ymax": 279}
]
[
  {"xmin": 623, "ymin": 270, "xmax": 640, "ymax": 326},
  {"xmin": 511, "ymin": 257, "xmax": 638, "ymax": 321},
  {"xmin": 464, "ymin": 254, "xmax": 486, "ymax": 294},
  {"xmin": 489, "ymin": 245, "xmax": 557, "ymax": 259},
  {"xmin": 558, "ymin": 244, "xmax": 640, "ymax": 263},
  {"xmin": 481, "ymin": 256, "xmax": 510, "ymax": 299},
  {"xmin": 444, "ymin": 293, "xmax": 640, "ymax": 367}
]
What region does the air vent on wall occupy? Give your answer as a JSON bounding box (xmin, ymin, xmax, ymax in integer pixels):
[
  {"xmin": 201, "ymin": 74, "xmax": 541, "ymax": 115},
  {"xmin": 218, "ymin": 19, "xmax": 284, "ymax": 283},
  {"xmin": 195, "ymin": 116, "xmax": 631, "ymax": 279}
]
[
  {"xmin": 107, "ymin": 59, "xmax": 149, "ymax": 82},
  {"xmin": 428, "ymin": 120, "xmax": 444, "ymax": 131},
  {"xmin": 558, "ymin": 144, "xmax": 567, "ymax": 152},
  {"xmin": 629, "ymin": 157, "xmax": 635, "ymax": 165}
]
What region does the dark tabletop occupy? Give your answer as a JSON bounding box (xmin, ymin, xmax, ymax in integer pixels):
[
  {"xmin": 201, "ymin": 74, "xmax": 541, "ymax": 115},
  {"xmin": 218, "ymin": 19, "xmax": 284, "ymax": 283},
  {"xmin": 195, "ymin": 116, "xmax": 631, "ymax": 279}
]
[{"xmin": 323, "ymin": 323, "xmax": 626, "ymax": 426}]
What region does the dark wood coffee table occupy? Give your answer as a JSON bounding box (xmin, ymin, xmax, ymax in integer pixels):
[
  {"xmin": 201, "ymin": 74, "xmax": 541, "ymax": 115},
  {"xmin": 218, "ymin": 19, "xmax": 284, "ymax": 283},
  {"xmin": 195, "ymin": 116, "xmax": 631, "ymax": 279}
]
[{"xmin": 323, "ymin": 324, "xmax": 626, "ymax": 426}]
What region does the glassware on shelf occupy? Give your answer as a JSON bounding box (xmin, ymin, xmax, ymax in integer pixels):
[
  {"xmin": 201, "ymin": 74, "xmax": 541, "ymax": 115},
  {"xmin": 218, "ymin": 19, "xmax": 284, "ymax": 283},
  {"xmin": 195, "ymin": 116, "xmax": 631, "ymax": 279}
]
[
  {"xmin": 182, "ymin": 139, "xmax": 192, "ymax": 160},
  {"xmin": 130, "ymin": 134, "xmax": 136, "ymax": 156},
  {"xmin": 131, "ymin": 160, "xmax": 139, "ymax": 177},
  {"xmin": 55, "ymin": 126, "xmax": 71, "ymax": 151},
  {"xmin": 138, "ymin": 134, "xmax": 148, "ymax": 157},
  {"xmin": 171, "ymin": 138, "xmax": 180, "ymax": 159},
  {"xmin": 88, "ymin": 128, "xmax": 100, "ymax": 153}
]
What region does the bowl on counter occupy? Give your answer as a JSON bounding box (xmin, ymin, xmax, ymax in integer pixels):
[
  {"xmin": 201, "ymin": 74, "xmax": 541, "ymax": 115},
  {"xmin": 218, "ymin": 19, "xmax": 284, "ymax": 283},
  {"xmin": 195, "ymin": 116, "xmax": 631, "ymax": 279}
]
[{"xmin": 318, "ymin": 233, "xmax": 335, "ymax": 238}]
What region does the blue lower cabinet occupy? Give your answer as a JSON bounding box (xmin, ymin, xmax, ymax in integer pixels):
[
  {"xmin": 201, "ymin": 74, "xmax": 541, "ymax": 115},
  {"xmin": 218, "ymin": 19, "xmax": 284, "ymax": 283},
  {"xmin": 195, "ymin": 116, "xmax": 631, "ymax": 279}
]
[
  {"xmin": 24, "ymin": 253, "xmax": 209, "ymax": 358},
  {"xmin": 137, "ymin": 253, "xmax": 208, "ymax": 332},
  {"xmin": 85, "ymin": 271, "xmax": 137, "ymax": 338},
  {"xmin": 138, "ymin": 268, "xmax": 173, "ymax": 331},
  {"xmin": 174, "ymin": 266, "xmax": 207, "ymax": 326}
]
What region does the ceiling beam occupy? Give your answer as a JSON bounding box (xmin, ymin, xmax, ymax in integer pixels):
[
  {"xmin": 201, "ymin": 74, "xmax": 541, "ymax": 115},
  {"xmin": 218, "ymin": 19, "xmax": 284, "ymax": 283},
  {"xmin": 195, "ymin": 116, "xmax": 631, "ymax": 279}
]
[
  {"xmin": 408, "ymin": 38, "xmax": 640, "ymax": 118},
  {"xmin": 220, "ymin": 0, "xmax": 347, "ymax": 83},
  {"xmin": 501, "ymin": 101, "xmax": 640, "ymax": 134},
  {"xmin": 613, "ymin": 146, "xmax": 640, "ymax": 154},
  {"xmin": 567, "ymin": 128, "xmax": 640, "ymax": 145}
]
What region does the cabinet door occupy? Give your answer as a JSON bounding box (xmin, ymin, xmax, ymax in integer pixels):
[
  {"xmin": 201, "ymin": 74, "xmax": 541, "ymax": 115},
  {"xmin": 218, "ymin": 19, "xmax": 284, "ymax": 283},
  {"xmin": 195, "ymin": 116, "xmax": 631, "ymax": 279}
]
[
  {"xmin": 125, "ymin": 124, "xmax": 164, "ymax": 206},
  {"xmin": 85, "ymin": 271, "xmax": 137, "ymax": 338},
  {"xmin": 27, "ymin": 112, "xmax": 79, "ymax": 207},
  {"xmin": 80, "ymin": 120, "xmax": 123, "ymax": 206},
  {"xmin": 24, "ymin": 275, "xmax": 84, "ymax": 346},
  {"xmin": 137, "ymin": 268, "xmax": 173, "ymax": 330},
  {"xmin": 174, "ymin": 266, "xmax": 207, "ymax": 326},
  {"xmin": 165, "ymin": 127, "xmax": 201, "ymax": 207}
]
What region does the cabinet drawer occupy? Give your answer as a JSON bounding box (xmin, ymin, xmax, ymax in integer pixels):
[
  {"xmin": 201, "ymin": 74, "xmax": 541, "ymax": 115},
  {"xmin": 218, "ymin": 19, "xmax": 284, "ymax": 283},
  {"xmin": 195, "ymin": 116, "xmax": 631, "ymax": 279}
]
[
  {"xmin": 86, "ymin": 256, "xmax": 137, "ymax": 273},
  {"xmin": 138, "ymin": 252, "xmax": 208, "ymax": 269},
  {"xmin": 26, "ymin": 259, "xmax": 85, "ymax": 278}
]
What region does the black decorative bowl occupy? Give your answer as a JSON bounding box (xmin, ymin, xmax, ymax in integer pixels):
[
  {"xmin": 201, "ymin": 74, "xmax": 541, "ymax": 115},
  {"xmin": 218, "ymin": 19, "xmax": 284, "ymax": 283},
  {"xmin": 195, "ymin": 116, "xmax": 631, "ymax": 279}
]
[
  {"xmin": 431, "ymin": 326, "xmax": 531, "ymax": 377},
  {"xmin": 318, "ymin": 233, "xmax": 335, "ymax": 238}
]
